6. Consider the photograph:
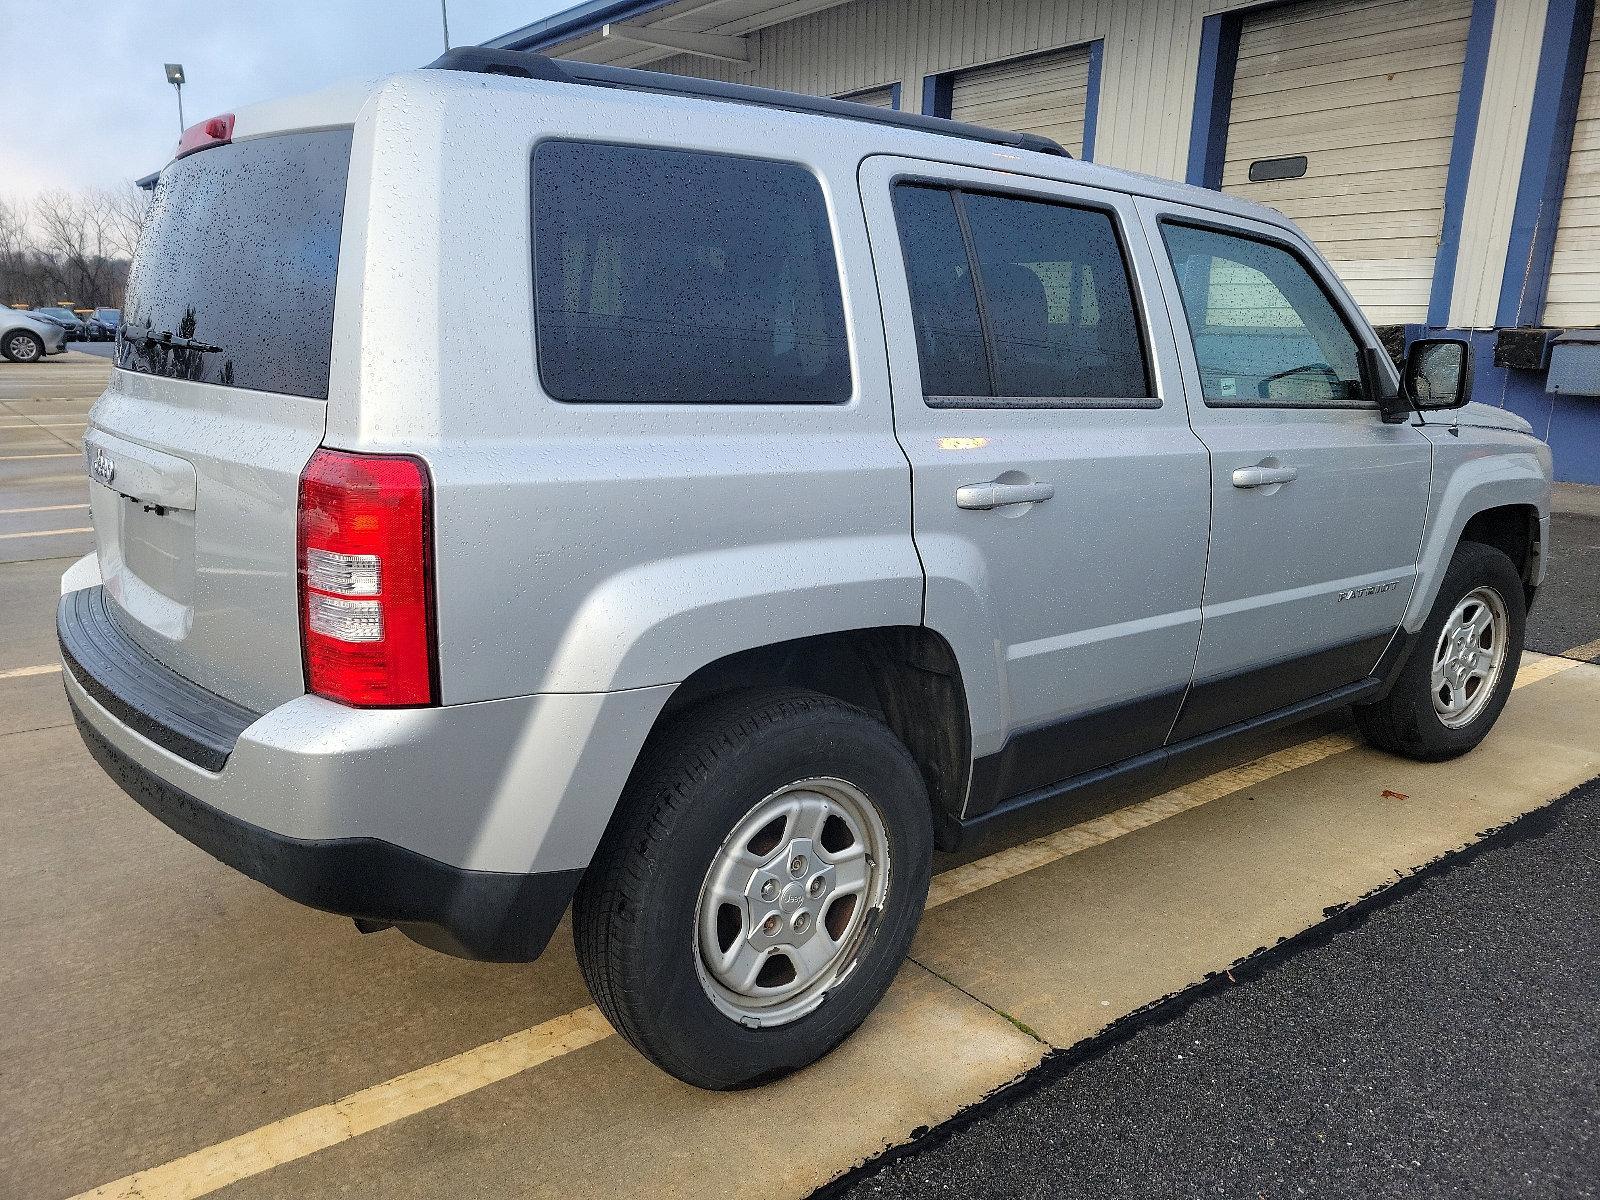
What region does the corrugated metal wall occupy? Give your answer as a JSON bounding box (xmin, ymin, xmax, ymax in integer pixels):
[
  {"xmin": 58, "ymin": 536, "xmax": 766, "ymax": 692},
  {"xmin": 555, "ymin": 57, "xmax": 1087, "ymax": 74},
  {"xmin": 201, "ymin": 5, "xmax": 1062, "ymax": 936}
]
[
  {"xmin": 1544, "ymin": 13, "xmax": 1600, "ymax": 326},
  {"xmin": 1449, "ymin": 0, "xmax": 1548, "ymax": 327},
  {"xmin": 630, "ymin": 0, "xmax": 1560, "ymax": 329},
  {"xmin": 642, "ymin": 0, "xmax": 1211, "ymax": 179}
]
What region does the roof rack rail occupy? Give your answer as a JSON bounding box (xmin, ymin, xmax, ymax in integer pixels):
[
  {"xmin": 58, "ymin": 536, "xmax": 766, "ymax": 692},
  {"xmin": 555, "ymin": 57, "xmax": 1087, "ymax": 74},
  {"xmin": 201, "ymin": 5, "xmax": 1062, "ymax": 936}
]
[{"xmin": 424, "ymin": 47, "xmax": 1072, "ymax": 159}]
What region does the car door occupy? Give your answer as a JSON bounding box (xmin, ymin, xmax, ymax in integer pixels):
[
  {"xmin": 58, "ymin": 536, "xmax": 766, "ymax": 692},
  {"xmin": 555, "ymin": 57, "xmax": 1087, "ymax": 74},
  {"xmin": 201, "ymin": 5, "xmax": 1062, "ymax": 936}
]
[
  {"xmin": 1134, "ymin": 198, "xmax": 1432, "ymax": 741},
  {"xmin": 859, "ymin": 157, "xmax": 1211, "ymax": 818}
]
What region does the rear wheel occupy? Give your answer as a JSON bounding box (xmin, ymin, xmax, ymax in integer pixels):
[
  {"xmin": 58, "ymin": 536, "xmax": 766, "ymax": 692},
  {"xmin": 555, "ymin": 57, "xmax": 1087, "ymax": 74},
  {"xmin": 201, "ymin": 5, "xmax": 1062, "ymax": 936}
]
[
  {"xmin": 1356, "ymin": 541, "xmax": 1525, "ymax": 761},
  {"xmin": 2, "ymin": 331, "xmax": 43, "ymax": 363},
  {"xmin": 573, "ymin": 687, "xmax": 933, "ymax": 1089}
]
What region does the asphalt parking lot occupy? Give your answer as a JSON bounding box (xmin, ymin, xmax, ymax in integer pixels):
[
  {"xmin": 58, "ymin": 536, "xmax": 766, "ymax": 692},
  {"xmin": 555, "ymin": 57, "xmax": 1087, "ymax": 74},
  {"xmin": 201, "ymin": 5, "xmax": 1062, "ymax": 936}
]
[{"xmin": 3, "ymin": 354, "xmax": 1599, "ymax": 1200}]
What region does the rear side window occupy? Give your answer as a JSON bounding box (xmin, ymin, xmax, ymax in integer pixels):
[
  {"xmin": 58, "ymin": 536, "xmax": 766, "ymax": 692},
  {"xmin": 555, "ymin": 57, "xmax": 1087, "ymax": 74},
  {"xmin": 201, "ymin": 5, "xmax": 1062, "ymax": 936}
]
[
  {"xmin": 118, "ymin": 130, "xmax": 352, "ymax": 400},
  {"xmin": 890, "ymin": 186, "xmax": 989, "ymax": 397},
  {"xmin": 533, "ymin": 142, "xmax": 851, "ymax": 405},
  {"xmin": 1160, "ymin": 222, "xmax": 1366, "ymax": 407},
  {"xmin": 892, "ymin": 183, "xmax": 1154, "ymax": 407}
]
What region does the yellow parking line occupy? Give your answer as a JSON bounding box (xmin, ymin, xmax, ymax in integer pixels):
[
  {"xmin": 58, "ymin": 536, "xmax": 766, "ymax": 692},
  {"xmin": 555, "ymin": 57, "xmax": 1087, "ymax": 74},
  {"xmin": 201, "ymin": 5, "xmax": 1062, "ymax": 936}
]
[
  {"xmin": 60, "ymin": 651, "xmax": 1589, "ymax": 1200},
  {"xmin": 931, "ymin": 651, "xmax": 1581, "ymax": 908},
  {"xmin": 70, "ymin": 1007, "xmax": 615, "ymax": 1200},
  {"xmin": 0, "ymin": 452, "xmax": 80, "ymax": 460},
  {"xmin": 0, "ymin": 527, "xmax": 91, "ymax": 540},
  {"xmin": 0, "ymin": 503, "xmax": 88, "ymax": 515},
  {"xmin": 0, "ymin": 663, "xmax": 61, "ymax": 680},
  {"xmin": 928, "ymin": 731, "xmax": 1359, "ymax": 908}
]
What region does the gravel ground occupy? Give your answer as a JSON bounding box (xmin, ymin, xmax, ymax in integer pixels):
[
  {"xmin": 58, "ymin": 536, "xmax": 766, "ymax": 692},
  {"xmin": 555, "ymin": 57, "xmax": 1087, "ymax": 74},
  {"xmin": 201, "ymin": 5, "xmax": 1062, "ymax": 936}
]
[{"xmin": 829, "ymin": 776, "xmax": 1600, "ymax": 1200}]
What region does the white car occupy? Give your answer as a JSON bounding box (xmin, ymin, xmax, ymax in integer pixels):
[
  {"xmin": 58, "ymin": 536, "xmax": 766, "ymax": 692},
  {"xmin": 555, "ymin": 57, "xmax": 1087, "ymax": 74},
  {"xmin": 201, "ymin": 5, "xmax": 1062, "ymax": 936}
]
[{"xmin": 1, "ymin": 309, "xmax": 67, "ymax": 362}]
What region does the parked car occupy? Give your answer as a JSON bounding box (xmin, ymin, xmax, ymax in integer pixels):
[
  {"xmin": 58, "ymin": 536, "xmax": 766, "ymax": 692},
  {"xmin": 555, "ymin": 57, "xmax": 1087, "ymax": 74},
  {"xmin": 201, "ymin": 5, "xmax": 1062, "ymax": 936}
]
[
  {"xmin": 79, "ymin": 312, "xmax": 117, "ymax": 341},
  {"xmin": 90, "ymin": 308, "xmax": 121, "ymax": 341},
  {"xmin": 60, "ymin": 52, "xmax": 1553, "ymax": 1090},
  {"xmin": 2, "ymin": 308, "xmax": 67, "ymax": 361},
  {"xmin": 31, "ymin": 306, "xmax": 86, "ymax": 341}
]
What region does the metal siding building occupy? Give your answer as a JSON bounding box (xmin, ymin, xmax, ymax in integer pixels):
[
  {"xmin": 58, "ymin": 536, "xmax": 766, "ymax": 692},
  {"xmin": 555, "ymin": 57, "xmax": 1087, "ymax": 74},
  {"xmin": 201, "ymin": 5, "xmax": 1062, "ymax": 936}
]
[{"xmin": 493, "ymin": 0, "xmax": 1600, "ymax": 482}]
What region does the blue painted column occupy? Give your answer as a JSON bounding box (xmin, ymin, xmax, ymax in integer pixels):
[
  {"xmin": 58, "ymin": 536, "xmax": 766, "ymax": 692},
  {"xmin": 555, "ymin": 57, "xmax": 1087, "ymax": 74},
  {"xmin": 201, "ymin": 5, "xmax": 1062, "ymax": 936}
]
[
  {"xmin": 1185, "ymin": 11, "xmax": 1242, "ymax": 188},
  {"xmin": 1426, "ymin": 0, "xmax": 1499, "ymax": 328},
  {"xmin": 1497, "ymin": 0, "xmax": 1596, "ymax": 327},
  {"xmin": 1082, "ymin": 40, "xmax": 1104, "ymax": 161}
]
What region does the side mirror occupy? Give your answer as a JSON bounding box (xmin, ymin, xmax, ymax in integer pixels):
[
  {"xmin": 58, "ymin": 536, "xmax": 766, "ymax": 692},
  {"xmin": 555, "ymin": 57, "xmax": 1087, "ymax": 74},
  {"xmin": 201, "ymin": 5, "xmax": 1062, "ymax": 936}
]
[{"xmin": 1403, "ymin": 338, "xmax": 1473, "ymax": 410}]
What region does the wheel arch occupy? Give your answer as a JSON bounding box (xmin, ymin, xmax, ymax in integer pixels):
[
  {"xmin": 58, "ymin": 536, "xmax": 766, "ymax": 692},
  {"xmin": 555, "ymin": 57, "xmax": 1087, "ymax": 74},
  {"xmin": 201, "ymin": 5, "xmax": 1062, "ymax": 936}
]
[
  {"xmin": 1459, "ymin": 503, "xmax": 1542, "ymax": 606},
  {"xmin": 1404, "ymin": 450, "xmax": 1551, "ymax": 632},
  {"xmin": 645, "ymin": 626, "xmax": 974, "ymax": 850}
]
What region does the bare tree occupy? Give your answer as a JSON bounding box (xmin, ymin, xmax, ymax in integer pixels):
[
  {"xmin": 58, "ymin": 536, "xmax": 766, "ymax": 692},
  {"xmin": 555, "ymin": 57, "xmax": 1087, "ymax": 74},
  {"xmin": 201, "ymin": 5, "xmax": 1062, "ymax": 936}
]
[
  {"xmin": 99, "ymin": 184, "xmax": 150, "ymax": 264},
  {"xmin": 0, "ymin": 197, "xmax": 29, "ymax": 300},
  {"xmin": 1, "ymin": 186, "xmax": 143, "ymax": 309},
  {"xmin": 30, "ymin": 187, "xmax": 144, "ymax": 307}
]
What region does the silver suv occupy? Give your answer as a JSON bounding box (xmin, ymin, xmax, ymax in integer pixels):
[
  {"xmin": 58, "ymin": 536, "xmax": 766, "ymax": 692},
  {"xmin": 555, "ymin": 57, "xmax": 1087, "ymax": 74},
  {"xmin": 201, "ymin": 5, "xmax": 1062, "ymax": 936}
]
[{"xmin": 60, "ymin": 50, "xmax": 1553, "ymax": 1089}]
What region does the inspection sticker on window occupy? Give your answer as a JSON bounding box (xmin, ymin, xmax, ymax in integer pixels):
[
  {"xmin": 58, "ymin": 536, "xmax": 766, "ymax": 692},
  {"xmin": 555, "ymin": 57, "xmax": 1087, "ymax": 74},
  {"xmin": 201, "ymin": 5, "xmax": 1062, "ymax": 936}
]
[{"xmin": 1217, "ymin": 377, "xmax": 1238, "ymax": 397}]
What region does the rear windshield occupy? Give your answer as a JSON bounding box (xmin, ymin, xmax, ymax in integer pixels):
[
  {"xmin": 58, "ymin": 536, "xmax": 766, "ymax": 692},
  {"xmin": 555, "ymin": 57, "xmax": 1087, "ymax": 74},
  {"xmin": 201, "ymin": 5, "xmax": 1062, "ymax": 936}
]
[{"xmin": 117, "ymin": 129, "xmax": 352, "ymax": 399}]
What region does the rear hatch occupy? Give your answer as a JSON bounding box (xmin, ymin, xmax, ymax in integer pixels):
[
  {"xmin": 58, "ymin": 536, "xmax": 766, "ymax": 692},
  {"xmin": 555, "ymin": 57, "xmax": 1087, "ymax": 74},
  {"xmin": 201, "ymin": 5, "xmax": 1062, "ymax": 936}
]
[{"xmin": 87, "ymin": 126, "xmax": 353, "ymax": 714}]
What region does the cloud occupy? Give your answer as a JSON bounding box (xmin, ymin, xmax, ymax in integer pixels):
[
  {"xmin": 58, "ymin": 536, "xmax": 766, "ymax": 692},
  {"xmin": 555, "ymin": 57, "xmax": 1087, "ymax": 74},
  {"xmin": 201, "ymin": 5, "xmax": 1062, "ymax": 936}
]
[{"xmin": 1, "ymin": 0, "xmax": 563, "ymax": 197}]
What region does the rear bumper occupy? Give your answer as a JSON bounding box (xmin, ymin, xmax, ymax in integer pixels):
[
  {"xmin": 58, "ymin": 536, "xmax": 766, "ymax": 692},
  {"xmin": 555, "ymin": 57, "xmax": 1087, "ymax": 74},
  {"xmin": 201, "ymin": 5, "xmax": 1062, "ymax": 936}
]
[
  {"xmin": 59, "ymin": 579, "xmax": 673, "ymax": 961},
  {"xmin": 69, "ymin": 701, "xmax": 580, "ymax": 960}
]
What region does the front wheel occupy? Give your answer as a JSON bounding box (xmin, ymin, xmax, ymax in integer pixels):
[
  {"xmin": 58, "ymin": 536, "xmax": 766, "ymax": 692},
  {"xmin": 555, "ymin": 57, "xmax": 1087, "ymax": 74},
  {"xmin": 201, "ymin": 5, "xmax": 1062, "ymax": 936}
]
[
  {"xmin": 573, "ymin": 687, "xmax": 933, "ymax": 1089},
  {"xmin": 1356, "ymin": 541, "xmax": 1525, "ymax": 761},
  {"xmin": 2, "ymin": 331, "xmax": 44, "ymax": 363}
]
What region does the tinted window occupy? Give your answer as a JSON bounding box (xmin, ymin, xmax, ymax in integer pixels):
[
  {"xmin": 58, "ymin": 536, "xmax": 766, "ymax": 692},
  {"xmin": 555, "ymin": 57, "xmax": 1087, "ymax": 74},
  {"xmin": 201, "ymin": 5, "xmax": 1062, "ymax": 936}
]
[
  {"xmin": 117, "ymin": 130, "xmax": 351, "ymax": 399},
  {"xmin": 893, "ymin": 184, "xmax": 1153, "ymax": 406},
  {"xmin": 1161, "ymin": 222, "xmax": 1365, "ymax": 407},
  {"xmin": 890, "ymin": 185, "xmax": 988, "ymax": 397},
  {"xmin": 534, "ymin": 142, "xmax": 850, "ymax": 405}
]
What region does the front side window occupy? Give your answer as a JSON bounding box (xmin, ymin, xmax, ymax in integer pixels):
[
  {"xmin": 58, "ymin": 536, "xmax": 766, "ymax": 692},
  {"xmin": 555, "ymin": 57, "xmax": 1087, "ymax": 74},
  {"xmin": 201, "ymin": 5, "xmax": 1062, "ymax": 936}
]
[
  {"xmin": 892, "ymin": 183, "xmax": 1154, "ymax": 407},
  {"xmin": 1160, "ymin": 222, "xmax": 1366, "ymax": 407},
  {"xmin": 533, "ymin": 142, "xmax": 851, "ymax": 405}
]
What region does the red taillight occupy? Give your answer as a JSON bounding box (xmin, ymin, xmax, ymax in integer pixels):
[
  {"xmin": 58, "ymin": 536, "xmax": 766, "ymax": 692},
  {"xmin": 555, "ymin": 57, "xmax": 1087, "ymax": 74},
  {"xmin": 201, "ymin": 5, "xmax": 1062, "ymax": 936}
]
[
  {"xmin": 175, "ymin": 113, "xmax": 235, "ymax": 159},
  {"xmin": 297, "ymin": 448, "xmax": 437, "ymax": 707}
]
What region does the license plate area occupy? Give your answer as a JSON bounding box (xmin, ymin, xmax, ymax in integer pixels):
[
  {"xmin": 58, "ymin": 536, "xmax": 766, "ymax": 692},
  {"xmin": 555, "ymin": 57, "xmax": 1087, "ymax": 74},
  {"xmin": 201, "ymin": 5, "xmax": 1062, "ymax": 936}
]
[{"xmin": 86, "ymin": 431, "xmax": 199, "ymax": 643}]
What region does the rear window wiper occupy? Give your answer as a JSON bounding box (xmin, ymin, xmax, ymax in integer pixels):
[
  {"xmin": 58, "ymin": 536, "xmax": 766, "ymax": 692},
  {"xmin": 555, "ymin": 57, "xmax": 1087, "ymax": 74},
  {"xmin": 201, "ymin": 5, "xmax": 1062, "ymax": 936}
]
[{"xmin": 121, "ymin": 322, "xmax": 224, "ymax": 354}]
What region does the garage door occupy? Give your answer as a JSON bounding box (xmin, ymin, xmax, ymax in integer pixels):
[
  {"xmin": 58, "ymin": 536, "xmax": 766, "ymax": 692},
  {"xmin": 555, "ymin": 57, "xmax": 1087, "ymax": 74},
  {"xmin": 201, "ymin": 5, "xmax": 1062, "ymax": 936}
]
[
  {"xmin": 1544, "ymin": 20, "xmax": 1600, "ymax": 328},
  {"xmin": 949, "ymin": 46, "xmax": 1092, "ymax": 158},
  {"xmin": 1223, "ymin": 0, "xmax": 1473, "ymax": 326},
  {"xmin": 838, "ymin": 84, "xmax": 897, "ymax": 109}
]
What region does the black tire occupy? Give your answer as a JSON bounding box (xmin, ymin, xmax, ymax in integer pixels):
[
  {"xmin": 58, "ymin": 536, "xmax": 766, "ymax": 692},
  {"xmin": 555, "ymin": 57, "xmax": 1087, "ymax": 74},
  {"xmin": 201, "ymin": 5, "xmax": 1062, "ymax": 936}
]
[
  {"xmin": 2, "ymin": 330, "xmax": 44, "ymax": 363},
  {"xmin": 573, "ymin": 687, "xmax": 934, "ymax": 1090},
  {"xmin": 1356, "ymin": 541, "xmax": 1526, "ymax": 761}
]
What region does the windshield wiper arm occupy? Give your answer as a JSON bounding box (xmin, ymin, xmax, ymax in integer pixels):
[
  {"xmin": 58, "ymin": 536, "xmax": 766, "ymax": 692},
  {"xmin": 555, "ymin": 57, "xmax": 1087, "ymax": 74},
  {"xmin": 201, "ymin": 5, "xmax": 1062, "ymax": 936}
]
[{"xmin": 121, "ymin": 324, "xmax": 223, "ymax": 354}]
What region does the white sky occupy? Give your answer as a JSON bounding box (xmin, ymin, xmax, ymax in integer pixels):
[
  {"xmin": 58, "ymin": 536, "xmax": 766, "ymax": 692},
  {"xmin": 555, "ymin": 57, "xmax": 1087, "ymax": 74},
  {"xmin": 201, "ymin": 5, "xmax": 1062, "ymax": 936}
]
[{"xmin": 1, "ymin": 0, "xmax": 569, "ymax": 199}]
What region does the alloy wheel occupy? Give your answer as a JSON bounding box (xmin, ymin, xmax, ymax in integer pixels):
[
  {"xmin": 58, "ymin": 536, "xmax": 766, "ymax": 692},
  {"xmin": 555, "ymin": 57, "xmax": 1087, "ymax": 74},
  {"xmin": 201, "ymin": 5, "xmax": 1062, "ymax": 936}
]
[
  {"xmin": 1431, "ymin": 585, "xmax": 1509, "ymax": 729},
  {"xmin": 695, "ymin": 777, "xmax": 889, "ymax": 1028}
]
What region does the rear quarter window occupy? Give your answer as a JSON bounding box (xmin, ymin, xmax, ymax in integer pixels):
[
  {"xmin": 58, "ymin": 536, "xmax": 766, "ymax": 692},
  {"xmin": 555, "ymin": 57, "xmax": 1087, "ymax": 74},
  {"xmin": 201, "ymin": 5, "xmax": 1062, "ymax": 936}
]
[
  {"xmin": 532, "ymin": 141, "xmax": 852, "ymax": 405},
  {"xmin": 117, "ymin": 129, "xmax": 352, "ymax": 400}
]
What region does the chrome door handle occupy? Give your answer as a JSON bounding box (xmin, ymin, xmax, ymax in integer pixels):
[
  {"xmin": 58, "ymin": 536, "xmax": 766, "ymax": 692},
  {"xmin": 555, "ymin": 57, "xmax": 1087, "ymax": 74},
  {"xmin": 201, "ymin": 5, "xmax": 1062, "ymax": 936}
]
[
  {"xmin": 1231, "ymin": 464, "xmax": 1299, "ymax": 489},
  {"xmin": 955, "ymin": 480, "xmax": 1055, "ymax": 510}
]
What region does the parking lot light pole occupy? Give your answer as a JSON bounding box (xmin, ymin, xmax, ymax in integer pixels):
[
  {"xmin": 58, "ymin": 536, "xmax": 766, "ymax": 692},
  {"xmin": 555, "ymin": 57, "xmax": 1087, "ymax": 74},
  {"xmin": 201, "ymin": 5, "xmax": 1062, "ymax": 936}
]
[{"xmin": 165, "ymin": 63, "xmax": 185, "ymax": 133}]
